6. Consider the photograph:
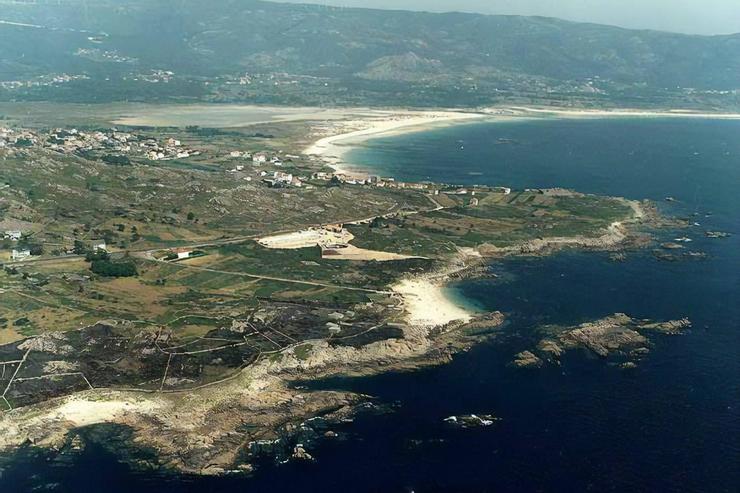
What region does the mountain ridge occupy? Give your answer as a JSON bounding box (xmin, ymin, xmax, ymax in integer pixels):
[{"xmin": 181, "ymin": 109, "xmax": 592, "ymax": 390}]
[{"xmin": 0, "ymin": 0, "xmax": 738, "ymax": 108}]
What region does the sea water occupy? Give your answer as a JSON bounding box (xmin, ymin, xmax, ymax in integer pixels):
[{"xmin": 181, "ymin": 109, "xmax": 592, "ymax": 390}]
[{"xmin": 2, "ymin": 118, "xmax": 738, "ymax": 492}]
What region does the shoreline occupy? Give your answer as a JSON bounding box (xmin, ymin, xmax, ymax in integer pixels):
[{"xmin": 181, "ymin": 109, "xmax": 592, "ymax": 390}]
[
  {"xmin": 304, "ymin": 110, "xmax": 489, "ymax": 175},
  {"xmin": 393, "ymin": 278, "xmax": 474, "ymax": 328},
  {"xmin": 303, "ymin": 104, "xmax": 740, "ymax": 176},
  {"xmin": 503, "ymin": 106, "xmax": 740, "ymax": 120},
  {"xmin": 302, "ymin": 108, "xmax": 657, "ymax": 328}
]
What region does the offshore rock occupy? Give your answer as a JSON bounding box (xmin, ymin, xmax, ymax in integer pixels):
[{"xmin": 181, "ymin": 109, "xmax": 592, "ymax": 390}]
[
  {"xmin": 520, "ymin": 313, "xmax": 691, "ymax": 369},
  {"xmin": 512, "ymin": 351, "xmax": 543, "ymax": 368}
]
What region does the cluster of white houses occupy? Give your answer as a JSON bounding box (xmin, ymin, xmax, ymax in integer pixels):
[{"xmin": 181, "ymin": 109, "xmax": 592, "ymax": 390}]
[
  {"xmin": 3, "ymin": 230, "xmax": 22, "ymax": 241},
  {"xmin": 0, "ymin": 127, "xmax": 36, "ymax": 149},
  {"xmin": 4, "ymin": 230, "xmax": 28, "ymax": 260},
  {"xmin": 228, "ymin": 150, "xmax": 285, "ymax": 167},
  {"xmin": 142, "ymin": 137, "xmax": 200, "ymax": 161},
  {"xmin": 0, "ymin": 126, "xmax": 201, "ymax": 161},
  {"xmin": 0, "ymin": 73, "xmax": 89, "ymax": 91},
  {"xmin": 5, "ymin": 238, "xmax": 107, "ymax": 262},
  {"xmin": 309, "ymin": 170, "xmax": 512, "ymax": 196},
  {"xmin": 226, "ymin": 149, "xmax": 309, "ymax": 188},
  {"xmin": 263, "ymin": 171, "xmax": 303, "ymax": 188}
]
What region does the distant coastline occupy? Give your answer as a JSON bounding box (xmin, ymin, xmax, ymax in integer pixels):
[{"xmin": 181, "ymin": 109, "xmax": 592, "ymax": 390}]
[
  {"xmin": 303, "ymin": 105, "xmax": 740, "ymax": 177},
  {"xmin": 508, "ymin": 106, "xmax": 740, "ymax": 120}
]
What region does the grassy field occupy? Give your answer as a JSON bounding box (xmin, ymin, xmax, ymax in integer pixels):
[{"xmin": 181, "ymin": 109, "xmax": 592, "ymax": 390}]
[{"xmin": 348, "ymin": 191, "xmax": 632, "ymax": 257}]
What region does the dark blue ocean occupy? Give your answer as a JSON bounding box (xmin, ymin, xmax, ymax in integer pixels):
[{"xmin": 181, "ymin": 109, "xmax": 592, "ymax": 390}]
[{"xmin": 2, "ymin": 118, "xmax": 739, "ymax": 492}]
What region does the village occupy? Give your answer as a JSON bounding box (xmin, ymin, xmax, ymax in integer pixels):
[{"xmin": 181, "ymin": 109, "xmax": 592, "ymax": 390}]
[
  {"xmin": 1, "ymin": 123, "xmax": 513, "ymax": 194},
  {"xmin": 0, "ymin": 122, "xmax": 524, "ymax": 268},
  {"xmin": 0, "ymin": 125, "xmax": 201, "ymax": 162}
]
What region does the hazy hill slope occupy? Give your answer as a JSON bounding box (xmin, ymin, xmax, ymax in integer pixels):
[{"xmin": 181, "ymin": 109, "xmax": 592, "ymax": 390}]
[{"xmin": 0, "ymin": 0, "xmax": 738, "ymax": 107}]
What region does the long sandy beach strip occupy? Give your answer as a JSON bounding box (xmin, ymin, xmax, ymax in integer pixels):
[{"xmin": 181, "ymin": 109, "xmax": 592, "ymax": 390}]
[{"xmin": 304, "ymin": 110, "xmax": 487, "ymax": 173}]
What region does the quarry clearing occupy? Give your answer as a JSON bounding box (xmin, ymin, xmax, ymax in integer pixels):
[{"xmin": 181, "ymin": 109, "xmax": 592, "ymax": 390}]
[{"xmin": 257, "ymin": 227, "xmax": 423, "ymax": 262}]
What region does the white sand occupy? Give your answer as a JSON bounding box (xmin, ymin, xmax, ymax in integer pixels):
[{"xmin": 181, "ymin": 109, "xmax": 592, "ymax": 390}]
[
  {"xmin": 304, "ymin": 110, "xmax": 487, "ymax": 174},
  {"xmin": 393, "ymin": 278, "xmax": 472, "ymax": 328},
  {"xmin": 506, "ymin": 106, "xmax": 740, "ymax": 120},
  {"xmin": 302, "ymin": 104, "xmax": 740, "ymax": 176}
]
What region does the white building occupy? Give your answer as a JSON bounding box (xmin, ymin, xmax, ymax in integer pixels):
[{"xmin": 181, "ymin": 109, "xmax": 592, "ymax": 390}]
[
  {"xmin": 4, "ymin": 231, "xmax": 22, "ymax": 241},
  {"xmin": 273, "ymin": 171, "xmax": 293, "ymax": 184},
  {"xmin": 11, "ymin": 249, "xmax": 31, "ymax": 261},
  {"xmin": 312, "ymin": 172, "xmax": 331, "ymax": 180},
  {"xmin": 175, "ymin": 248, "xmax": 193, "ymax": 260},
  {"xmin": 92, "ymin": 242, "xmax": 107, "ymax": 252}
]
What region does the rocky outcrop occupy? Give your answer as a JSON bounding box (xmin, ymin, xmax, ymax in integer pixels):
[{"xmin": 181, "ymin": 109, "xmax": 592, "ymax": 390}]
[
  {"xmin": 516, "ymin": 313, "xmax": 690, "ymax": 369},
  {"xmin": 536, "ymin": 339, "xmax": 564, "ymax": 360},
  {"xmin": 512, "ymin": 350, "xmax": 543, "ymax": 368},
  {"xmin": 0, "ymin": 310, "xmax": 505, "ymax": 476},
  {"xmin": 444, "ymin": 413, "xmax": 500, "ymax": 428},
  {"xmin": 558, "ymin": 313, "xmax": 646, "ymax": 358}
]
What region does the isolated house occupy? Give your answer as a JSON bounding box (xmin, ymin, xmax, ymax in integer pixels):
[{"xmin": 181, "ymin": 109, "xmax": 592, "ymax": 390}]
[
  {"xmin": 11, "ymin": 249, "xmax": 31, "ymax": 261},
  {"xmin": 174, "ymin": 248, "xmax": 193, "ymax": 260}
]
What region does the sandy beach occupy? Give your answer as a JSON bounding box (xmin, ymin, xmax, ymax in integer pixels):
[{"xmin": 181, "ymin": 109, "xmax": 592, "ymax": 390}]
[
  {"xmin": 304, "ymin": 110, "xmax": 487, "ymax": 174},
  {"xmin": 393, "ymin": 278, "xmax": 473, "ymax": 328},
  {"xmin": 506, "ymin": 106, "xmax": 740, "ymax": 120},
  {"xmin": 303, "ymin": 104, "xmax": 740, "ymax": 175}
]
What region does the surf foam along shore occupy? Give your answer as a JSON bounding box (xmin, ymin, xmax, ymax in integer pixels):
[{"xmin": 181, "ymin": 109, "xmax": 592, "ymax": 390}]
[{"xmin": 304, "ymin": 110, "xmax": 488, "ymax": 175}]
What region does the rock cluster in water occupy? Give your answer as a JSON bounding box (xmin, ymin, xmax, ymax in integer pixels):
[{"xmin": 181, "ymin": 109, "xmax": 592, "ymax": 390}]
[
  {"xmin": 512, "ymin": 313, "xmax": 691, "ymax": 368},
  {"xmin": 444, "ymin": 414, "xmax": 500, "ymax": 429}
]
